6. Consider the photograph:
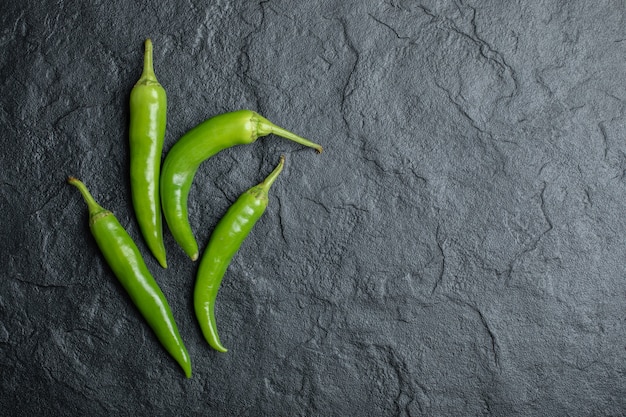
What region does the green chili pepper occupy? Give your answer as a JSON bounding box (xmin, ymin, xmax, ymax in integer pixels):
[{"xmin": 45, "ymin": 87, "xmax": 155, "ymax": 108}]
[
  {"xmin": 68, "ymin": 177, "xmax": 191, "ymax": 378},
  {"xmin": 161, "ymin": 110, "xmax": 322, "ymax": 261},
  {"xmin": 129, "ymin": 38, "xmax": 168, "ymax": 268},
  {"xmin": 194, "ymin": 155, "xmax": 285, "ymax": 352}
]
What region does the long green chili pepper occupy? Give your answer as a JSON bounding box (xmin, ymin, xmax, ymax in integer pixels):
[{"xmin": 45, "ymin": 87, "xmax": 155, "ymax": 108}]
[
  {"xmin": 129, "ymin": 39, "xmax": 168, "ymax": 268},
  {"xmin": 68, "ymin": 177, "xmax": 191, "ymax": 378},
  {"xmin": 161, "ymin": 110, "xmax": 322, "ymax": 261},
  {"xmin": 194, "ymin": 155, "xmax": 285, "ymax": 352}
]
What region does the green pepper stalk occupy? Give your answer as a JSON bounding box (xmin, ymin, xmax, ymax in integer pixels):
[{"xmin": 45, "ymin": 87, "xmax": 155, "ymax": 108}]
[
  {"xmin": 129, "ymin": 38, "xmax": 168, "ymax": 268},
  {"xmin": 68, "ymin": 177, "xmax": 191, "ymax": 377},
  {"xmin": 194, "ymin": 155, "xmax": 285, "ymax": 352},
  {"xmin": 160, "ymin": 110, "xmax": 322, "ymax": 261}
]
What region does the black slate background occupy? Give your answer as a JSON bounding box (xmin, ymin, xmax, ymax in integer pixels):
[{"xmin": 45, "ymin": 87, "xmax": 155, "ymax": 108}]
[{"xmin": 2, "ymin": 1, "xmax": 625, "ymax": 416}]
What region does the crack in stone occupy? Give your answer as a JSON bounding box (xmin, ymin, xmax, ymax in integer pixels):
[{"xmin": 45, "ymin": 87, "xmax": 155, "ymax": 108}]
[
  {"xmin": 434, "ymin": 80, "xmax": 480, "ymax": 127},
  {"xmin": 236, "ymin": 1, "xmax": 270, "ymax": 111},
  {"xmin": 367, "ymin": 13, "xmax": 412, "ymax": 41},
  {"xmin": 465, "ymin": 2, "xmax": 517, "ymax": 92},
  {"xmin": 331, "ymin": 203, "xmax": 370, "ymax": 213},
  {"xmin": 419, "ymin": 2, "xmax": 519, "ymax": 102},
  {"xmin": 13, "ymin": 275, "xmax": 72, "ymax": 289},
  {"xmin": 432, "ymin": 80, "xmax": 519, "ymax": 157},
  {"xmin": 336, "ymin": 17, "xmax": 359, "ymax": 135},
  {"xmin": 275, "ymin": 195, "xmax": 288, "ymax": 244},
  {"xmin": 362, "ymin": 153, "xmax": 429, "ymax": 185},
  {"xmin": 445, "ymin": 296, "xmax": 501, "ymax": 369},
  {"xmin": 431, "ymin": 224, "xmax": 446, "ymax": 295},
  {"xmin": 583, "ymin": 187, "xmax": 593, "ymax": 208},
  {"xmin": 303, "ymin": 196, "xmax": 331, "ymax": 214},
  {"xmin": 368, "ymin": 343, "xmax": 425, "ymax": 415},
  {"xmin": 537, "ymin": 181, "xmax": 554, "ymax": 244},
  {"xmin": 66, "ymin": 327, "xmax": 108, "ymax": 346},
  {"xmin": 482, "ymin": 393, "xmax": 494, "ymax": 416},
  {"xmin": 503, "ymin": 181, "xmax": 554, "ymax": 283},
  {"xmin": 29, "ymin": 190, "xmax": 61, "ymax": 216},
  {"xmin": 534, "ymin": 64, "xmax": 564, "ymax": 97}
]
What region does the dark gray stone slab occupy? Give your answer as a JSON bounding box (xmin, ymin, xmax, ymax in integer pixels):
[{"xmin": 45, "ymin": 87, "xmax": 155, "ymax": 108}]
[{"xmin": 1, "ymin": 0, "xmax": 625, "ymax": 415}]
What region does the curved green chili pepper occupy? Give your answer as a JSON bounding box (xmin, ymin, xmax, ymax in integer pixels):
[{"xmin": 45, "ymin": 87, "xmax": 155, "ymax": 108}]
[
  {"xmin": 161, "ymin": 110, "xmax": 321, "ymax": 261},
  {"xmin": 194, "ymin": 155, "xmax": 285, "ymax": 352},
  {"xmin": 68, "ymin": 177, "xmax": 191, "ymax": 378},
  {"xmin": 129, "ymin": 39, "xmax": 168, "ymax": 268}
]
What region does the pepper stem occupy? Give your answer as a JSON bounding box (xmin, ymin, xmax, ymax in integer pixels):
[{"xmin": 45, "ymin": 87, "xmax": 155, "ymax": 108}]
[
  {"xmin": 260, "ymin": 155, "xmax": 285, "ymax": 191},
  {"xmin": 256, "ymin": 115, "xmax": 323, "ymax": 153},
  {"xmin": 138, "ymin": 38, "xmax": 158, "ymax": 84},
  {"xmin": 67, "ymin": 177, "xmax": 105, "ymax": 215}
]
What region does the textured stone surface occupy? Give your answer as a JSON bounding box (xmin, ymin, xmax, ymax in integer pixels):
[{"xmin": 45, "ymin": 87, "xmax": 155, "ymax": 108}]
[{"xmin": 2, "ymin": 0, "xmax": 626, "ymax": 415}]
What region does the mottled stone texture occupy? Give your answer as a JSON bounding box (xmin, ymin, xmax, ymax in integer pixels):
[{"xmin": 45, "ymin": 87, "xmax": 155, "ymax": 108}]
[{"xmin": 1, "ymin": 0, "xmax": 625, "ymax": 415}]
